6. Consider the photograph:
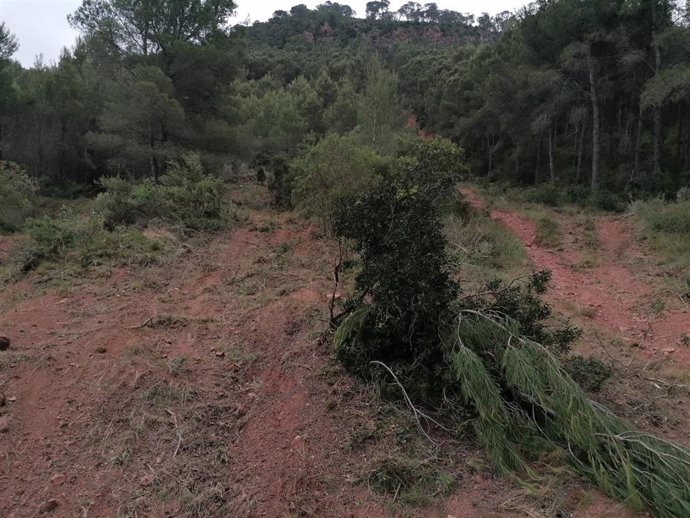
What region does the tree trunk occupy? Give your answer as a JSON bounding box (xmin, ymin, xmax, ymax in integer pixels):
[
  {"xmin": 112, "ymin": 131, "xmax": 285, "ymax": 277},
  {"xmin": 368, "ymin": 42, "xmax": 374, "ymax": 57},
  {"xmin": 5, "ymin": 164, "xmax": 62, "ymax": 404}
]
[
  {"xmin": 576, "ymin": 119, "xmax": 585, "ymax": 183},
  {"xmin": 622, "ymin": 107, "xmax": 633, "ymax": 153},
  {"xmin": 653, "ymin": 94, "xmax": 662, "ymax": 176},
  {"xmin": 587, "ymin": 52, "xmax": 601, "ymax": 191},
  {"xmin": 548, "ymin": 125, "xmax": 556, "ymax": 183},
  {"xmin": 632, "ymin": 102, "xmax": 643, "ymax": 181},
  {"xmin": 684, "ymin": 99, "xmax": 690, "ymax": 170},
  {"xmin": 514, "ymin": 148, "xmax": 520, "ymax": 177},
  {"xmin": 676, "ymin": 102, "xmax": 683, "ymax": 168},
  {"xmin": 652, "ymin": 3, "xmax": 662, "ymax": 176},
  {"xmin": 535, "ymin": 139, "xmax": 541, "ymax": 184},
  {"xmin": 572, "ymin": 119, "xmax": 579, "ymax": 169},
  {"xmin": 149, "ymin": 122, "xmax": 159, "ymax": 183},
  {"xmin": 487, "ymin": 135, "xmax": 493, "ymax": 175}
]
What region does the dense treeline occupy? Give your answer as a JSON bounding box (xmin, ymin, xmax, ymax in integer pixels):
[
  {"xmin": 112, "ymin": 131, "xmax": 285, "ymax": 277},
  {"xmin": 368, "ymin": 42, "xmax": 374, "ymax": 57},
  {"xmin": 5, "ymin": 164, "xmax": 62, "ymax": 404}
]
[
  {"xmin": 401, "ymin": 0, "xmax": 690, "ymax": 198},
  {"xmin": 0, "ymin": 1, "xmax": 505, "ymax": 197},
  {"xmin": 1, "ymin": 0, "xmax": 689, "ymax": 200},
  {"xmin": 0, "ymin": 1, "xmax": 244, "ymax": 194}
]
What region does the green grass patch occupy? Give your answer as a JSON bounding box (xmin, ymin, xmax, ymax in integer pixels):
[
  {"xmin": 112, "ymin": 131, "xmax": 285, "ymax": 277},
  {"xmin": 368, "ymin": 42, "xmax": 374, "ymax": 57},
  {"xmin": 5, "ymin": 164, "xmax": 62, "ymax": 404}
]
[
  {"xmin": 632, "ymin": 199, "xmax": 690, "ymax": 279},
  {"xmin": 445, "ymin": 208, "xmax": 528, "ymax": 282},
  {"xmin": 9, "ymin": 210, "xmax": 169, "ymax": 276},
  {"xmin": 534, "ymin": 217, "xmax": 562, "ymax": 248}
]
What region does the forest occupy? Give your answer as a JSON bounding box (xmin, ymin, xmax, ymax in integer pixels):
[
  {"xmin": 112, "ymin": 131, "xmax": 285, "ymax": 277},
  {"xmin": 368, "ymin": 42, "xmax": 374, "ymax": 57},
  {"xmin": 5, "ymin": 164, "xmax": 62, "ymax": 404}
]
[
  {"xmin": 1, "ymin": 1, "xmax": 690, "ymax": 518},
  {"xmin": 1, "ymin": 0, "xmax": 689, "ymax": 200}
]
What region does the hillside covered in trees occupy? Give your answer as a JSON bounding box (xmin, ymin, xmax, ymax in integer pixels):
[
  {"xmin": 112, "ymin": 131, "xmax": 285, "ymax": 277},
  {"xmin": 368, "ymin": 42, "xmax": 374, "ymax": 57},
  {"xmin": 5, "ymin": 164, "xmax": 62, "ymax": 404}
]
[{"xmin": 1, "ymin": 0, "xmax": 689, "ymax": 200}]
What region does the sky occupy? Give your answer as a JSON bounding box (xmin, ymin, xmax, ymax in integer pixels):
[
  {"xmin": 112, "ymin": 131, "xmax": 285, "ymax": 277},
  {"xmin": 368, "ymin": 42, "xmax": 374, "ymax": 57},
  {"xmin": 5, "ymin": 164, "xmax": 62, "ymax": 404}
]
[{"xmin": 1, "ymin": 0, "xmax": 526, "ymax": 67}]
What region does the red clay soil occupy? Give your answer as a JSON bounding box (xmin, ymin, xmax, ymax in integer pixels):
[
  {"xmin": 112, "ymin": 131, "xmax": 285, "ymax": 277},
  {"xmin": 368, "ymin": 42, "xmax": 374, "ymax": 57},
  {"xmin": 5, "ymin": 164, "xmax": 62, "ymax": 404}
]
[
  {"xmin": 0, "ymin": 202, "xmax": 388, "ymax": 517},
  {"xmin": 461, "ymin": 188, "xmax": 690, "ymax": 369},
  {"xmin": 0, "ymin": 185, "xmax": 674, "ymax": 518},
  {"xmin": 0, "ymin": 191, "xmax": 534, "ymax": 518}
]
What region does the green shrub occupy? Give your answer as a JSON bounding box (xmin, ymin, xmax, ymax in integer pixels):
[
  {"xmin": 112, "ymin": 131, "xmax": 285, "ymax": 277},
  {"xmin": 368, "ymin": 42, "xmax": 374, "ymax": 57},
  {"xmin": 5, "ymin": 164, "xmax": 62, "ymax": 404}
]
[
  {"xmin": 96, "ymin": 152, "xmax": 230, "ymax": 231},
  {"xmin": 0, "ymin": 161, "xmax": 38, "ymax": 232},
  {"xmin": 588, "ymin": 189, "xmax": 627, "ymax": 212},
  {"xmin": 393, "ymin": 136, "xmax": 468, "ymax": 210},
  {"xmin": 563, "ymin": 356, "xmax": 612, "ymax": 392},
  {"xmin": 511, "ymin": 183, "xmax": 626, "ymax": 212},
  {"xmin": 463, "ymin": 271, "xmax": 582, "ymax": 356},
  {"xmin": 18, "ymin": 211, "xmax": 165, "ymax": 273},
  {"xmin": 290, "ymin": 133, "xmax": 386, "ymax": 218},
  {"xmin": 332, "ymin": 184, "xmax": 458, "ymax": 388},
  {"xmin": 523, "ymin": 183, "xmax": 565, "ymax": 207}
]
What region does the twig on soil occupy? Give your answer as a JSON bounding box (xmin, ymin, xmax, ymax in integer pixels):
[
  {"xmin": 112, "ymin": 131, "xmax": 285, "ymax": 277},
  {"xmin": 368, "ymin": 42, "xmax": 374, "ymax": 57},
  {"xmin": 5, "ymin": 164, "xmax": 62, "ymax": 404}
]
[
  {"xmin": 370, "ymin": 361, "xmax": 448, "ymax": 446},
  {"xmin": 594, "ymin": 332, "xmax": 642, "ymax": 370},
  {"xmin": 594, "ymin": 332, "xmax": 628, "ymax": 369},
  {"xmin": 595, "ymin": 333, "xmax": 687, "ymax": 389},
  {"xmin": 130, "ymin": 317, "xmax": 153, "ymax": 329},
  {"xmin": 624, "ymin": 342, "xmax": 642, "ymax": 369},
  {"xmin": 165, "ymin": 408, "xmax": 183, "ymax": 458},
  {"xmin": 392, "ymin": 482, "xmax": 401, "ymax": 504},
  {"xmin": 635, "ymin": 374, "xmax": 689, "ymax": 391}
]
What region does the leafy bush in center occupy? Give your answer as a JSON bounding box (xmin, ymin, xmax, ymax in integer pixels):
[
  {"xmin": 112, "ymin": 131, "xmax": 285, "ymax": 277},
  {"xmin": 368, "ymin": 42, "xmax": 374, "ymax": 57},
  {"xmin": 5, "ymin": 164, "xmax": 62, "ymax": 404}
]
[
  {"xmin": 332, "ymin": 183, "xmax": 458, "ymax": 388},
  {"xmin": 289, "ymin": 133, "xmax": 386, "ymax": 218}
]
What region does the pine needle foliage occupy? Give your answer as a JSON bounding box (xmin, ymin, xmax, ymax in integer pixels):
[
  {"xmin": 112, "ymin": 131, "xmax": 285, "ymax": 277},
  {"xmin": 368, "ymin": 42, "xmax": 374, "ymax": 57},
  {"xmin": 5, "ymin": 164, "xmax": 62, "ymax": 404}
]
[{"xmin": 447, "ymin": 311, "xmax": 690, "ymax": 518}]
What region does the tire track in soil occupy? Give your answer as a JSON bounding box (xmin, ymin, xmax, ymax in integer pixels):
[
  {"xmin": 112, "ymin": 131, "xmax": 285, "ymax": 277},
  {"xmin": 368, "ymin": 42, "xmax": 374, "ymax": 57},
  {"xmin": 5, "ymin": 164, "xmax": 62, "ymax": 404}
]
[
  {"xmin": 461, "ymin": 188, "xmax": 690, "ymax": 369},
  {"xmin": 0, "ymin": 209, "xmax": 385, "ymax": 517}
]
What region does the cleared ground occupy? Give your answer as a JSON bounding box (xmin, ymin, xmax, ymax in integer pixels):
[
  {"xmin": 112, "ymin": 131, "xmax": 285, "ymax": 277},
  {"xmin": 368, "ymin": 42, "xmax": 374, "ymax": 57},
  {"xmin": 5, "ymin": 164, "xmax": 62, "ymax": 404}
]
[{"xmin": 0, "ymin": 183, "xmax": 686, "ymax": 517}]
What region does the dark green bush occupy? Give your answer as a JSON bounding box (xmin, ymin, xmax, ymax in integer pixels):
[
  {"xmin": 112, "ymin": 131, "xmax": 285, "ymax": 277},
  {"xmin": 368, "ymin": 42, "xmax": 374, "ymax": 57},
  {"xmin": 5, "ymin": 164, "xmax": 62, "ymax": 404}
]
[
  {"xmin": 332, "ymin": 183, "xmax": 458, "ymax": 386},
  {"xmin": 462, "ymin": 270, "xmax": 582, "ymax": 356},
  {"xmin": 588, "ymin": 190, "xmax": 627, "ymax": 212},
  {"xmin": 563, "ymin": 356, "xmax": 613, "ymax": 392},
  {"xmin": 523, "ymin": 183, "xmax": 565, "ymax": 207}
]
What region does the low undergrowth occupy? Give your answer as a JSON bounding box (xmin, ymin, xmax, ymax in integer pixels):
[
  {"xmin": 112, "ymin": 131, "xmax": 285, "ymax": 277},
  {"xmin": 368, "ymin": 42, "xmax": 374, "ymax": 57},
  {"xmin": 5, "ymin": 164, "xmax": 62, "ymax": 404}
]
[
  {"xmin": 15, "ymin": 210, "xmax": 168, "ymax": 274},
  {"xmin": 485, "ymin": 181, "xmax": 628, "ymax": 212},
  {"xmin": 5, "ymin": 153, "xmax": 234, "ymax": 278},
  {"xmin": 97, "ymin": 152, "xmax": 234, "ymax": 232},
  {"xmin": 361, "ymin": 405, "xmax": 457, "ymax": 509},
  {"xmin": 632, "ymin": 198, "xmax": 690, "ymax": 282}
]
